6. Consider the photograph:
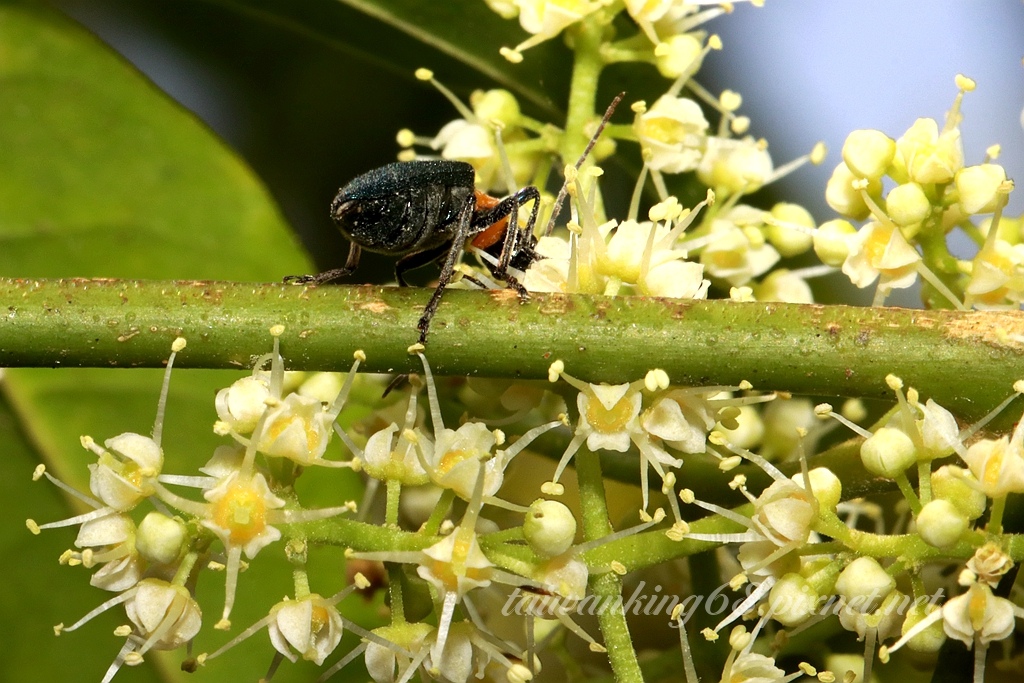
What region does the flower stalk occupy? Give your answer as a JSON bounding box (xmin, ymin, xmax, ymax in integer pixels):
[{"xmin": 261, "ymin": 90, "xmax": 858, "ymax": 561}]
[{"xmin": 4, "ymin": 277, "xmax": 1024, "ymax": 426}]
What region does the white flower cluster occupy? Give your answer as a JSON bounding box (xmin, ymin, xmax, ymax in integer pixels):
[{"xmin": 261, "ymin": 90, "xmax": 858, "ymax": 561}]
[{"xmin": 823, "ymin": 75, "xmax": 1018, "ymax": 308}]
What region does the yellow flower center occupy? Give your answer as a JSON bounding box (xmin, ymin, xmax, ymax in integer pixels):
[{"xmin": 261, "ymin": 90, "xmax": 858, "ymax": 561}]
[
  {"xmin": 968, "ymin": 585, "xmax": 987, "ymax": 632},
  {"xmin": 863, "ymin": 224, "xmax": 893, "ymax": 267},
  {"xmin": 585, "ymin": 396, "xmax": 635, "ymax": 434},
  {"xmin": 438, "ymin": 448, "xmax": 475, "ymax": 476},
  {"xmin": 309, "ymin": 603, "xmax": 330, "ymax": 635},
  {"xmin": 426, "ymin": 536, "xmax": 490, "ymax": 592},
  {"xmin": 981, "ymin": 444, "xmax": 1007, "ymax": 489},
  {"xmin": 265, "ymin": 414, "xmax": 318, "ymax": 450},
  {"xmin": 211, "ymin": 482, "xmax": 268, "ymax": 545}
]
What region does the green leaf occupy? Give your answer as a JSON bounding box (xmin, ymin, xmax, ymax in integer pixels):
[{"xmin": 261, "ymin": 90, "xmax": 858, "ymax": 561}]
[
  {"xmin": 0, "ymin": 4, "xmax": 354, "ymax": 681},
  {"xmin": 0, "ymin": 3, "xmax": 308, "ymax": 280},
  {"xmin": 0, "ymin": 0, "xmax": 310, "ymax": 462}
]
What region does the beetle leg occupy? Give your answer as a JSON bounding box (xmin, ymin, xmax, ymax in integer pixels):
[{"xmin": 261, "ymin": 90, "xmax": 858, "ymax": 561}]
[
  {"xmin": 499, "ymin": 271, "xmax": 530, "ymax": 300},
  {"xmin": 395, "ymin": 242, "xmax": 450, "ymax": 287},
  {"xmin": 417, "ymin": 197, "xmax": 475, "ymax": 343},
  {"xmin": 473, "ymin": 186, "xmax": 541, "ymax": 278},
  {"xmin": 494, "ymin": 187, "xmax": 539, "ymax": 303},
  {"xmin": 283, "ymin": 242, "xmax": 362, "ymax": 285}
]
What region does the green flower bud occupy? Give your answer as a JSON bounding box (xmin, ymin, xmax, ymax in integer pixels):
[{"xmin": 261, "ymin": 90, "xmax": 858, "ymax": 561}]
[
  {"xmin": 901, "ymin": 602, "xmax": 946, "ymax": 653},
  {"xmin": 886, "ymin": 182, "xmax": 931, "ymax": 227},
  {"xmin": 654, "ymin": 34, "xmax": 703, "ymax": 79},
  {"xmin": 524, "ymin": 499, "xmax": 576, "ymax": 558},
  {"xmin": 765, "ymin": 203, "xmax": 815, "ymax": 257},
  {"xmin": 794, "ymin": 467, "xmax": 842, "ymax": 512},
  {"xmin": 860, "ymin": 427, "xmax": 916, "ymax": 478},
  {"xmin": 813, "ymin": 219, "xmax": 856, "ymax": 266},
  {"xmin": 842, "ymin": 129, "xmax": 896, "ymax": 180},
  {"xmin": 835, "ymin": 557, "xmax": 895, "ymax": 613},
  {"xmin": 932, "ymin": 465, "xmax": 987, "ymax": 520},
  {"xmin": 916, "ymin": 498, "xmax": 968, "ymax": 548},
  {"xmin": 136, "ymin": 511, "xmax": 186, "ymax": 565},
  {"xmin": 471, "ymin": 89, "xmax": 521, "ymax": 128},
  {"xmin": 955, "ymin": 163, "xmax": 1007, "ymax": 214},
  {"xmin": 768, "ymin": 573, "xmax": 820, "ymax": 627}
]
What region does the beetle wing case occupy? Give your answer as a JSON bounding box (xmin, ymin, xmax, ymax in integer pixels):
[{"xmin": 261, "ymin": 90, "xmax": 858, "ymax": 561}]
[{"xmin": 330, "ymin": 160, "xmax": 476, "ymax": 253}]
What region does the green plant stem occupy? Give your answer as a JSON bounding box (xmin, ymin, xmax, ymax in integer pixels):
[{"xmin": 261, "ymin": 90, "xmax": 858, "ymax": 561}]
[
  {"xmin": 4, "ymin": 279, "xmax": 1024, "ymax": 427},
  {"xmin": 562, "ymin": 12, "xmax": 607, "ymax": 221},
  {"xmin": 576, "ymin": 448, "xmax": 644, "ymax": 683},
  {"xmin": 385, "ymin": 479, "xmax": 402, "ymax": 527},
  {"xmin": 894, "ymin": 472, "xmax": 922, "ymax": 514},
  {"xmin": 586, "ymin": 499, "xmax": 1024, "ymax": 572},
  {"xmin": 918, "ymin": 461, "xmax": 932, "ymax": 505},
  {"xmin": 562, "ymin": 14, "xmax": 605, "ymax": 167},
  {"xmin": 989, "ymin": 495, "xmax": 1007, "ymax": 536}
]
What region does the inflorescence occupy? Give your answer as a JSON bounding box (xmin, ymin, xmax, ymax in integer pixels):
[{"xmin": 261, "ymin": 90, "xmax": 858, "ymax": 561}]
[{"xmin": 26, "ymin": 2, "xmax": 1024, "ymax": 683}]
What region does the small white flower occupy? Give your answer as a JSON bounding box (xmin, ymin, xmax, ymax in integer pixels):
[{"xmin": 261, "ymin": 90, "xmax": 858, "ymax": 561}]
[
  {"xmin": 419, "ymin": 421, "xmax": 505, "ymax": 500},
  {"xmin": 697, "ymin": 136, "xmax": 774, "ymax": 196},
  {"xmin": 942, "ymin": 582, "xmax": 1016, "ymax": 646},
  {"xmin": 268, "ymin": 595, "xmax": 344, "ymax": 665},
  {"xmin": 74, "ymin": 512, "xmax": 143, "ymax": 592},
  {"xmin": 895, "ymin": 117, "xmax": 963, "ymax": 185},
  {"xmin": 363, "ymin": 423, "xmax": 430, "ymax": 485},
  {"xmin": 700, "ymin": 220, "xmax": 780, "ymax": 287},
  {"xmin": 364, "ymin": 623, "xmax": 433, "ymax": 683},
  {"xmin": 412, "ymin": 352, "xmax": 558, "ymax": 501},
  {"xmin": 201, "ymin": 470, "xmax": 285, "ymax": 559},
  {"xmin": 577, "ymin": 382, "xmax": 643, "ymax": 453},
  {"xmin": 641, "ymin": 390, "xmax": 717, "ymax": 454},
  {"xmin": 418, "ymin": 528, "xmax": 494, "ymax": 598},
  {"xmin": 87, "ymin": 433, "xmax": 164, "ymax": 511},
  {"xmin": 749, "ymin": 479, "xmax": 817, "ymax": 548},
  {"xmin": 965, "ymin": 238, "xmax": 1024, "ymax": 309},
  {"xmin": 521, "ymin": 555, "xmax": 589, "ymax": 618},
  {"xmin": 257, "ymin": 393, "xmax": 335, "ymax": 465},
  {"xmin": 838, "ymin": 590, "xmax": 905, "ymax": 642},
  {"xmin": 431, "ymin": 119, "xmax": 504, "ymax": 189},
  {"xmin": 215, "ymin": 375, "xmax": 271, "ymax": 435},
  {"xmin": 125, "ymin": 579, "xmax": 202, "ymax": 652},
  {"xmin": 635, "ymin": 95, "xmax": 709, "ymax": 173},
  {"xmin": 841, "ymin": 221, "xmax": 921, "ymax": 291},
  {"xmin": 548, "ymin": 363, "xmax": 686, "ymax": 514},
  {"xmin": 514, "ymin": 0, "xmax": 601, "ymax": 38},
  {"xmin": 522, "ymin": 235, "xmax": 572, "ymax": 292},
  {"xmin": 961, "ymin": 425, "xmax": 1024, "ymax": 497}
]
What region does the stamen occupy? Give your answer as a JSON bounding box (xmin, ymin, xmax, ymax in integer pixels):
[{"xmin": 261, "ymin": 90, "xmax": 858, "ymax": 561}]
[
  {"xmin": 675, "ymin": 605, "xmax": 700, "ymax": 683},
  {"xmin": 550, "ymin": 432, "xmax": 587, "ymax": 485},
  {"xmin": 152, "ymin": 337, "xmax": 186, "ymax": 447},
  {"xmin": 60, "ymin": 588, "xmax": 136, "ymax": 633},
  {"xmin": 218, "ymin": 545, "xmax": 244, "ymax": 628},
  {"xmin": 315, "ymin": 642, "xmax": 367, "ymax": 683},
  {"xmin": 713, "ymin": 576, "xmax": 775, "ymax": 634},
  {"xmin": 35, "ymin": 467, "xmax": 103, "ymax": 508},
  {"xmin": 429, "ymin": 590, "xmax": 460, "ymax": 668},
  {"xmin": 415, "ymin": 352, "xmax": 445, "ymax": 436},
  {"xmin": 960, "ymin": 381, "xmax": 1024, "ymax": 441},
  {"xmin": 326, "ymin": 350, "xmax": 366, "ymax": 421},
  {"xmin": 415, "ymin": 68, "xmax": 476, "ymax": 122}
]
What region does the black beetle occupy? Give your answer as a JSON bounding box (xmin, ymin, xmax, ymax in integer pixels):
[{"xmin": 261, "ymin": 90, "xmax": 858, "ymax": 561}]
[
  {"xmin": 286, "ymin": 93, "xmax": 623, "ymax": 344},
  {"xmin": 287, "ymin": 159, "xmax": 540, "ymax": 343}
]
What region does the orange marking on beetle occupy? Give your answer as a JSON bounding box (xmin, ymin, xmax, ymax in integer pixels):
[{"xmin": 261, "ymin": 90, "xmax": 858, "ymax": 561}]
[{"xmin": 470, "ymin": 190, "xmax": 509, "ymax": 249}]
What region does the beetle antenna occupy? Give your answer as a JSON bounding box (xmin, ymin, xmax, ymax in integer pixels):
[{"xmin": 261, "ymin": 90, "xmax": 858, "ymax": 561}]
[{"xmin": 543, "ymin": 92, "xmax": 624, "ymax": 236}]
